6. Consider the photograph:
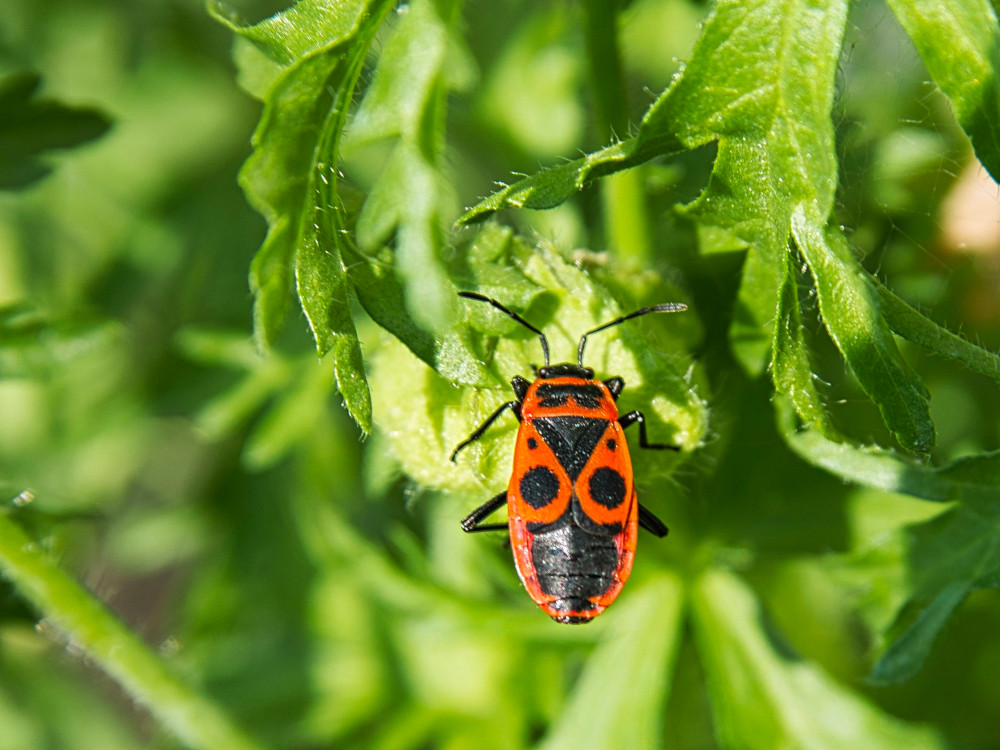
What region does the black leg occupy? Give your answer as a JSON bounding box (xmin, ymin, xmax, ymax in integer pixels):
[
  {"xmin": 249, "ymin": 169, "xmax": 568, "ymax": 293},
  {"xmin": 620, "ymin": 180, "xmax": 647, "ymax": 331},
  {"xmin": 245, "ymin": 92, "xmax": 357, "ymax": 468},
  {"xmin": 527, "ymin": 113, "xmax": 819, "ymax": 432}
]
[
  {"xmin": 604, "ymin": 377, "xmax": 624, "ymax": 400},
  {"xmin": 465, "ymin": 523, "xmax": 509, "ymax": 534},
  {"xmin": 461, "ymin": 491, "xmax": 508, "ymax": 533},
  {"xmin": 638, "ymin": 503, "xmax": 669, "ymax": 537},
  {"xmin": 451, "ymin": 401, "xmax": 521, "ymax": 461},
  {"xmin": 619, "ymin": 410, "xmax": 679, "ymax": 451}
]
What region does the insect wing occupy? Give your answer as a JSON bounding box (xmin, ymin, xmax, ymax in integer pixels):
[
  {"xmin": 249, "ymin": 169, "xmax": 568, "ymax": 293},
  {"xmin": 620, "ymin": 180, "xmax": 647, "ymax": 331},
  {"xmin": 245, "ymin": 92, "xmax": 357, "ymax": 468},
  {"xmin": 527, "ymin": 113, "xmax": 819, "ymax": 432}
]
[
  {"xmin": 573, "ymin": 420, "xmax": 639, "ymax": 611},
  {"xmin": 507, "ymin": 419, "xmax": 574, "ymax": 613},
  {"xmin": 574, "ymin": 420, "xmax": 636, "ymax": 534},
  {"xmin": 507, "ymin": 420, "xmax": 572, "ymax": 528}
]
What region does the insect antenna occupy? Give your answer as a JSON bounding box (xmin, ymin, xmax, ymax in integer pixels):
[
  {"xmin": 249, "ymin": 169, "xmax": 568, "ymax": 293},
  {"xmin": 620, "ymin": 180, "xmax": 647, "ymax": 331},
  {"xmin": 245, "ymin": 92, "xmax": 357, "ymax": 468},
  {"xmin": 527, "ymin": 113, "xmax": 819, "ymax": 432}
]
[
  {"xmin": 458, "ymin": 291, "xmax": 550, "ymax": 367},
  {"xmin": 577, "ymin": 303, "xmax": 687, "ymax": 366}
]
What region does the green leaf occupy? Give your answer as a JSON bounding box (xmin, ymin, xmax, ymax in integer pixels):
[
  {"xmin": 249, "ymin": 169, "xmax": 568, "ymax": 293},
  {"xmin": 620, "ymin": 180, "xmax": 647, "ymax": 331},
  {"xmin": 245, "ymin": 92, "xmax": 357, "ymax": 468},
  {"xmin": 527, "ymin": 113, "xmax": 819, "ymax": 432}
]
[
  {"xmin": 344, "ymin": 225, "xmax": 505, "ymax": 386},
  {"xmin": 234, "ymin": 9, "xmax": 369, "ymax": 342},
  {"xmin": 355, "ymin": 143, "xmax": 455, "ymax": 333},
  {"xmin": 779, "ymin": 392, "xmax": 1000, "ymax": 680},
  {"xmin": 780, "ymin": 391, "xmax": 1000, "ymax": 675},
  {"xmin": 371, "ymin": 244, "xmax": 708, "ymax": 494},
  {"xmin": 771, "ymin": 252, "xmax": 835, "ymax": 436},
  {"xmin": 0, "ymin": 305, "xmax": 118, "ymax": 379},
  {"xmin": 342, "ymin": 242, "xmax": 438, "ymax": 369},
  {"xmin": 348, "ymin": 0, "xmax": 473, "ymax": 146},
  {"xmin": 692, "ymin": 569, "xmax": 943, "ymax": 750},
  {"xmin": 860, "ymin": 482, "xmax": 1000, "ymax": 684},
  {"xmin": 223, "ymin": 0, "xmax": 487, "ymax": 425},
  {"xmin": 791, "ymin": 210, "xmax": 934, "ymax": 454},
  {"xmin": 298, "ymin": 204, "xmax": 373, "ymax": 431},
  {"xmin": 869, "ymin": 580, "xmax": 971, "ymax": 685},
  {"xmin": 348, "ymin": 0, "xmax": 473, "ymax": 338},
  {"xmin": 0, "ymin": 71, "xmax": 111, "ymax": 190},
  {"xmin": 876, "ymin": 282, "xmax": 1000, "ymax": 384},
  {"xmin": 219, "ymin": 0, "xmax": 396, "ymax": 432},
  {"xmin": 0, "ymin": 514, "xmax": 265, "ymax": 750},
  {"xmin": 458, "ymin": 139, "xmax": 649, "ymax": 221},
  {"xmin": 669, "ymin": 0, "xmax": 849, "ymax": 371},
  {"xmin": 461, "ymin": 0, "xmax": 850, "ymax": 375},
  {"xmin": 777, "ymin": 396, "xmax": 1000, "ymax": 503},
  {"xmin": 885, "ymin": 0, "xmax": 1000, "ymax": 180},
  {"xmin": 538, "ymin": 575, "xmax": 685, "ymax": 750},
  {"xmin": 458, "ymin": 0, "xmax": 970, "ymax": 459},
  {"xmin": 209, "ymin": 0, "xmax": 371, "ymax": 65}
]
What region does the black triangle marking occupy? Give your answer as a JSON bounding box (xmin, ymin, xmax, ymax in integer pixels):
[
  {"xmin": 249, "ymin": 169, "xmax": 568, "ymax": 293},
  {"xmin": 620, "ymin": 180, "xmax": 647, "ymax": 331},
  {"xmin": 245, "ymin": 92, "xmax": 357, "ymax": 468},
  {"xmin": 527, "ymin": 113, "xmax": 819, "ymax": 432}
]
[{"xmin": 533, "ymin": 417, "xmax": 609, "ymax": 481}]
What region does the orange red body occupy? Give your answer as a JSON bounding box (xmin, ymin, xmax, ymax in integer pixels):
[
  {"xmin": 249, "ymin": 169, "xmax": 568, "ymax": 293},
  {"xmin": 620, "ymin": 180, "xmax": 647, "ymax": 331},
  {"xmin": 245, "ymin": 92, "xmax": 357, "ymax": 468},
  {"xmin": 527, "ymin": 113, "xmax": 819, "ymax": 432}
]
[
  {"xmin": 453, "ymin": 293, "xmax": 684, "ymax": 623},
  {"xmin": 507, "ymin": 376, "xmax": 639, "ymax": 622}
]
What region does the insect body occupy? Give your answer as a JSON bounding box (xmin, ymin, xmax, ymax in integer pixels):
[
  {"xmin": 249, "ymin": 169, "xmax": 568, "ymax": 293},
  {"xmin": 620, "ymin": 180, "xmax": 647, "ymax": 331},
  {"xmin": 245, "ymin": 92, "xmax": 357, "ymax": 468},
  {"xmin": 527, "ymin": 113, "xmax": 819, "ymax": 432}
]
[{"xmin": 453, "ymin": 292, "xmax": 686, "ymax": 623}]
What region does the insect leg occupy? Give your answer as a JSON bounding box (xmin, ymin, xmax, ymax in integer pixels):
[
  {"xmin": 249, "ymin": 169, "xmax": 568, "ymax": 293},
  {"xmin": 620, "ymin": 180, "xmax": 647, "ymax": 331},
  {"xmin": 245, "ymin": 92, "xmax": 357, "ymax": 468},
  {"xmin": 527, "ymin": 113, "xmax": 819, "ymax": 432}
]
[
  {"xmin": 638, "ymin": 503, "xmax": 669, "ymax": 537},
  {"xmin": 619, "ymin": 410, "xmax": 679, "ymax": 451},
  {"xmin": 451, "ymin": 401, "xmax": 521, "ymax": 461},
  {"xmin": 459, "ymin": 291, "xmax": 551, "ymax": 367},
  {"xmin": 461, "ymin": 491, "xmax": 508, "ymax": 533}
]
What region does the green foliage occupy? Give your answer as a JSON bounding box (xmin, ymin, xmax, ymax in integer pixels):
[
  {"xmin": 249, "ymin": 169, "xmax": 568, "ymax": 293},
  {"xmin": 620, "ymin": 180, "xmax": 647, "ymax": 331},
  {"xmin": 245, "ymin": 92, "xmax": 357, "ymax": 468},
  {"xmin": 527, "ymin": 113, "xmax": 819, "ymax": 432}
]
[
  {"xmin": 0, "ymin": 513, "xmax": 264, "ymax": 750},
  {"xmin": 2, "ymin": 0, "xmax": 1000, "ymax": 748},
  {"xmin": 692, "ymin": 569, "xmax": 942, "ymax": 749},
  {"xmin": 885, "ymin": 0, "xmax": 1000, "ymax": 180},
  {"xmin": 539, "ymin": 574, "xmax": 684, "ymax": 750},
  {"xmin": 370, "ymin": 234, "xmax": 706, "ymax": 498},
  {"xmin": 213, "ymin": 0, "xmax": 489, "ymax": 433},
  {"xmin": 210, "ymin": 0, "xmax": 396, "ymax": 433},
  {"xmin": 0, "ymin": 72, "xmax": 110, "ymax": 190},
  {"xmin": 460, "ymin": 0, "xmax": 1000, "ymax": 458}
]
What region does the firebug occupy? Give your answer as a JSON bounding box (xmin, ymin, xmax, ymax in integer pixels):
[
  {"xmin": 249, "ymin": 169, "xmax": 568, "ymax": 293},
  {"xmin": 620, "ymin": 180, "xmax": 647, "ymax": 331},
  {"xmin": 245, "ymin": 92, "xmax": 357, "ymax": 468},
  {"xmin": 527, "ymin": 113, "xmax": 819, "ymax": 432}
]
[{"xmin": 452, "ymin": 292, "xmax": 686, "ymax": 623}]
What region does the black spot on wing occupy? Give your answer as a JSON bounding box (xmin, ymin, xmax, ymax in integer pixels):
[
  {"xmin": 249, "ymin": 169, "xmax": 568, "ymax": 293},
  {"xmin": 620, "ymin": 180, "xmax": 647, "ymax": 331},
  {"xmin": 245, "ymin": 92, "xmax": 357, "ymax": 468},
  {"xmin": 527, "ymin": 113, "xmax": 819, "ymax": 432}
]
[
  {"xmin": 588, "ymin": 467, "xmax": 627, "ymax": 509},
  {"xmin": 533, "ymin": 417, "xmax": 609, "ymax": 481},
  {"xmin": 520, "ymin": 465, "xmax": 560, "ymax": 509}
]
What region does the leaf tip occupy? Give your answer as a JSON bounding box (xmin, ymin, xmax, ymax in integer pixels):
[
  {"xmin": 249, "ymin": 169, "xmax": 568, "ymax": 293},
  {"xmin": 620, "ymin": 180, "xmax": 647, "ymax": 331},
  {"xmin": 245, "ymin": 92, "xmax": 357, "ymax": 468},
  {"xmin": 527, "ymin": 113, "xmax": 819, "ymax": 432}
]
[
  {"xmin": 456, "ymin": 205, "xmax": 494, "ymax": 226},
  {"xmin": 206, "ymin": 0, "xmax": 240, "ymax": 28}
]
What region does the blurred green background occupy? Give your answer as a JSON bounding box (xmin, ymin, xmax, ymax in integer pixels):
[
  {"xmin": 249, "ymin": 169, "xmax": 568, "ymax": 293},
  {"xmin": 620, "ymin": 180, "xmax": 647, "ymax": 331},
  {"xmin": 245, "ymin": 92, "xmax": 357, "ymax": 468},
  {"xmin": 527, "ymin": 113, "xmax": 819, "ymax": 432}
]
[{"xmin": 2, "ymin": 0, "xmax": 1000, "ymax": 748}]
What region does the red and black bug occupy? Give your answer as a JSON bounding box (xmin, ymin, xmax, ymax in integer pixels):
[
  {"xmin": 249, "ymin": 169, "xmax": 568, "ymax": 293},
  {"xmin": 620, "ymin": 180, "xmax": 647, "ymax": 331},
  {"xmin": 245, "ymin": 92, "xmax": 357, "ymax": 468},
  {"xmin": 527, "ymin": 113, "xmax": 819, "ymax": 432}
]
[{"xmin": 452, "ymin": 292, "xmax": 686, "ymax": 623}]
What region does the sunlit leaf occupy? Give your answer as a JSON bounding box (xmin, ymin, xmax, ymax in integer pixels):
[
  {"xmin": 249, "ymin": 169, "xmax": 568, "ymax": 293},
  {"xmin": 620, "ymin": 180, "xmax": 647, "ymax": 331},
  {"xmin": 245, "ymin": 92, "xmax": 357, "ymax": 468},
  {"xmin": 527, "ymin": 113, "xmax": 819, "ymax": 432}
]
[
  {"xmin": 216, "ymin": 0, "xmax": 396, "ymax": 432},
  {"xmin": 771, "ymin": 253, "xmax": 835, "ymax": 436},
  {"xmin": 876, "ymin": 282, "xmax": 1000, "ymax": 384},
  {"xmin": 462, "ymin": 0, "xmax": 848, "ymax": 370},
  {"xmin": 370, "ymin": 244, "xmax": 707, "ymax": 494},
  {"xmin": 209, "ymin": 0, "xmax": 371, "ymax": 64},
  {"xmin": 692, "ymin": 569, "xmax": 943, "ymax": 750},
  {"xmin": 348, "ymin": 0, "xmax": 478, "ymax": 347},
  {"xmin": 539, "ymin": 575, "xmax": 684, "ymax": 750},
  {"xmin": 885, "ymin": 0, "xmax": 1000, "ymax": 180},
  {"xmin": 791, "ymin": 210, "xmax": 934, "ymax": 454}
]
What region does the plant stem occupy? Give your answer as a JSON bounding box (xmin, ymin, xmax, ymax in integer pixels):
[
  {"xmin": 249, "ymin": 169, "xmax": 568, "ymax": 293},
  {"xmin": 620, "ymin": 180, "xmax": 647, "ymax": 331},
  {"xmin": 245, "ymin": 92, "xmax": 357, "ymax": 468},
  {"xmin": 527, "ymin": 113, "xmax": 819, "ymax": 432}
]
[
  {"xmin": 581, "ymin": 0, "xmax": 651, "ymax": 264},
  {"xmin": 581, "ymin": 0, "xmax": 628, "ymax": 141},
  {"xmin": 0, "ymin": 512, "xmax": 266, "ymax": 750},
  {"xmin": 601, "ymin": 170, "xmax": 652, "ymax": 266}
]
